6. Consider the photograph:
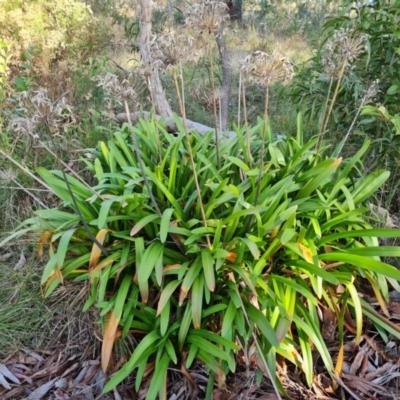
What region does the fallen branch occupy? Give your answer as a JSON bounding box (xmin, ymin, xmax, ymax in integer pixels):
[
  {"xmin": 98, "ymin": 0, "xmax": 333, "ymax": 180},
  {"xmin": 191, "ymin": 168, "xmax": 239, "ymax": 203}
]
[{"xmin": 115, "ymin": 111, "xmax": 237, "ymax": 138}]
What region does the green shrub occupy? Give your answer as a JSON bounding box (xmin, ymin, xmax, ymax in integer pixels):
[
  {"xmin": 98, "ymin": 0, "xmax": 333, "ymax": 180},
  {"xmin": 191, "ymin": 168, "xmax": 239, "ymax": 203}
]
[
  {"xmin": 286, "ymin": 0, "xmax": 400, "ymax": 142},
  {"xmin": 0, "ymin": 0, "xmax": 125, "ymax": 102},
  {"xmin": 4, "ymin": 116, "xmax": 400, "ymax": 398}
]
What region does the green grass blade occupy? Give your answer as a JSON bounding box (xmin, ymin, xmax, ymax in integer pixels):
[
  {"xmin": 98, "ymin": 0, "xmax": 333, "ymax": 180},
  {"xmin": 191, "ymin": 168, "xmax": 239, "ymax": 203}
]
[{"xmin": 178, "ymin": 304, "xmax": 192, "ymax": 351}]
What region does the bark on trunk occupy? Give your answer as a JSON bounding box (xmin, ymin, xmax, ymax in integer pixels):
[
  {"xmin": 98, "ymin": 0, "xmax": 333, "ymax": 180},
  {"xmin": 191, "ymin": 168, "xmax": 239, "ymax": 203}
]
[
  {"xmin": 140, "ymin": 0, "xmax": 173, "ymax": 116},
  {"xmin": 215, "ymin": 32, "xmax": 232, "ymax": 131}
]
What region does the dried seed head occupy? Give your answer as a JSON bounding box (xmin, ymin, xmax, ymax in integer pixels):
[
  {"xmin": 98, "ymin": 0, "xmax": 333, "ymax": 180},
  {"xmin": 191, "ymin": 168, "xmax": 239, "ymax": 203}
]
[
  {"xmin": 10, "ymin": 117, "xmax": 35, "ymax": 135},
  {"xmin": 150, "ymin": 33, "xmax": 196, "ymax": 70},
  {"xmin": 320, "ymin": 28, "xmax": 368, "ymax": 80},
  {"xmin": 189, "ymin": 83, "xmax": 222, "ymax": 111},
  {"xmin": 10, "ymin": 89, "xmax": 75, "ymax": 137},
  {"xmin": 364, "ymin": 80, "xmax": 379, "ymax": 103},
  {"xmin": 97, "ymin": 72, "xmax": 141, "ymax": 105},
  {"xmin": 0, "ymin": 168, "xmax": 18, "ymax": 183},
  {"xmin": 239, "ymin": 49, "xmax": 294, "ymax": 87},
  {"xmin": 185, "ymin": 0, "xmax": 230, "ymax": 35}
]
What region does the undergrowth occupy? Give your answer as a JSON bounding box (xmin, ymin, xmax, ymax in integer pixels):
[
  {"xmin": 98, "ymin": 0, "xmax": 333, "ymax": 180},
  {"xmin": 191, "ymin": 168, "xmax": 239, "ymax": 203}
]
[
  {"xmin": 0, "ymin": 259, "xmax": 51, "ymax": 356},
  {"xmin": 1, "ymin": 1, "xmax": 400, "ymax": 399}
]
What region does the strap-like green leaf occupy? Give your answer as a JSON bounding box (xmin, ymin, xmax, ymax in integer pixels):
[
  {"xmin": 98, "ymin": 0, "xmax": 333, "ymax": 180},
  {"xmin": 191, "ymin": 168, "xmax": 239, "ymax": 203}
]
[
  {"xmin": 318, "ymin": 228, "xmax": 400, "ymax": 246},
  {"xmin": 319, "ymin": 252, "xmax": 400, "ymax": 281},
  {"xmin": 201, "ymin": 248, "xmax": 215, "ymax": 292},
  {"xmin": 245, "ymin": 303, "xmax": 279, "ymax": 347},
  {"xmin": 103, "ymin": 330, "xmax": 160, "ymax": 392},
  {"xmin": 157, "ymin": 279, "xmax": 181, "ymax": 316},
  {"xmin": 160, "ymin": 208, "xmax": 174, "ymax": 243},
  {"xmin": 130, "ymin": 214, "xmax": 159, "ymax": 236},
  {"xmin": 191, "ymin": 275, "xmax": 204, "ymax": 329},
  {"xmin": 186, "ymin": 334, "xmax": 230, "ymax": 362},
  {"xmin": 146, "ymin": 352, "xmax": 170, "ymax": 400}
]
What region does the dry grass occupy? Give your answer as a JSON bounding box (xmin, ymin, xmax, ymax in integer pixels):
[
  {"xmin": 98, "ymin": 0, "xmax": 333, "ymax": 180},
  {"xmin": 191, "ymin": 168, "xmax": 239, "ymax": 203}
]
[
  {"xmin": 0, "ymin": 254, "xmax": 99, "ymax": 359},
  {"xmin": 227, "ymin": 28, "xmax": 313, "ymax": 65}
]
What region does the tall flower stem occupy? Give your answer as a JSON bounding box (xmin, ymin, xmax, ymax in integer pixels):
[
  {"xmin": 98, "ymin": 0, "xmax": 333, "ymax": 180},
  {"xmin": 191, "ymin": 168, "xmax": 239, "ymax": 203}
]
[
  {"xmin": 254, "ymin": 86, "xmax": 270, "ymax": 207},
  {"xmin": 315, "ymin": 61, "xmax": 347, "ymax": 158},
  {"xmin": 238, "ymin": 71, "xmax": 242, "ymax": 127},
  {"xmin": 172, "ymin": 67, "xmax": 211, "ymax": 248},
  {"xmin": 208, "ymin": 44, "xmax": 221, "ymax": 170},
  {"xmin": 319, "ymin": 77, "xmax": 334, "ymax": 135},
  {"xmin": 241, "ymin": 75, "xmax": 252, "ymax": 168},
  {"xmin": 336, "ymin": 96, "xmax": 368, "ymax": 156},
  {"xmin": 246, "ymin": 85, "xmax": 270, "ymax": 234}
]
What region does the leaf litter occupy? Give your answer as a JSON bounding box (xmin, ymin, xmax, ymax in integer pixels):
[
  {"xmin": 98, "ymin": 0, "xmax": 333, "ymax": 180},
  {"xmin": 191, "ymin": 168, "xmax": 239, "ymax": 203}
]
[{"xmin": 2, "ymin": 266, "xmax": 400, "ymax": 399}]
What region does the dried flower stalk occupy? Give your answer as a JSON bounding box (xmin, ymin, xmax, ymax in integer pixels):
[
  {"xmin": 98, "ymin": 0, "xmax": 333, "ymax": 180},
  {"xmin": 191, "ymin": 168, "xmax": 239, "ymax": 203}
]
[
  {"xmin": 185, "ymin": 0, "xmax": 229, "ymax": 35},
  {"xmin": 10, "ymin": 88, "xmax": 75, "ymax": 139},
  {"xmin": 336, "ymin": 80, "xmax": 379, "ymax": 156},
  {"xmin": 240, "ymin": 50, "xmax": 294, "ymax": 88},
  {"xmin": 316, "ymin": 28, "xmax": 368, "ymax": 157},
  {"xmin": 239, "ymin": 49, "xmax": 294, "ymax": 210}
]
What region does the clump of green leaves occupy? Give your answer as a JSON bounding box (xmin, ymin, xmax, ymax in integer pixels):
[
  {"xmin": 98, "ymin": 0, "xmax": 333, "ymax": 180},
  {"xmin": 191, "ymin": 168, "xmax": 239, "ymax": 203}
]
[{"xmin": 4, "ymin": 115, "xmax": 400, "ymax": 399}]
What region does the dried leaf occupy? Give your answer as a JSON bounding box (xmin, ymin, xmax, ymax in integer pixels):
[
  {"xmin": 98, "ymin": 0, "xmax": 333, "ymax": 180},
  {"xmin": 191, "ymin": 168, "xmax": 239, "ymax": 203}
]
[
  {"xmin": 54, "ymin": 377, "xmax": 67, "ymax": 389},
  {"xmin": 0, "ymin": 252, "xmax": 12, "ymax": 261},
  {"xmin": 296, "ymin": 242, "xmax": 314, "ymax": 263},
  {"xmin": 364, "ymin": 362, "xmax": 392, "ymax": 381},
  {"xmin": 27, "ymin": 378, "xmax": 57, "ymax": 399},
  {"xmin": 89, "ymin": 229, "xmax": 110, "ymax": 272},
  {"xmin": 0, "ymin": 374, "xmax": 11, "ymax": 390},
  {"xmin": 321, "ymin": 306, "xmax": 337, "ymax": 340},
  {"xmin": 0, "ymin": 364, "xmax": 21, "ymax": 385},
  {"xmin": 60, "ymin": 362, "xmax": 79, "ymax": 378},
  {"xmin": 54, "ymin": 389, "xmax": 70, "ymax": 399},
  {"xmin": 12, "ymin": 372, "xmax": 33, "ymax": 385},
  {"xmin": 113, "ymin": 388, "xmax": 122, "ymax": 400},
  {"xmin": 225, "ymin": 252, "xmax": 237, "ymax": 263},
  {"xmin": 14, "ymin": 251, "xmax": 26, "ymax": 270},
  {"xmin": 1, "ymin": 387, "xmax": 24, "ymax": 399},
  {"xmin": 349, "ymin": 350, "xmax": 367, "ymax": 375},
  {"xmin": 101, "ymin": 310, "xmax": 120, "ymax": 372},
  {"xmin": 37, "ymin": 231, "xmax": 53, "ymax": 261}
]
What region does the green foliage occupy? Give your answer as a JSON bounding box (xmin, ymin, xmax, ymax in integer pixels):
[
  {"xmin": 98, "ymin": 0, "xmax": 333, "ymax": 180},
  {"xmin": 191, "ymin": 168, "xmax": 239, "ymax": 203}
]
[
  {"xmin": 0, "ymin": 0, "xmax": 122, "ymax": 102},
  {"xmin": 4, "ymin": 115, "xmax": 400, "ymax": 397},
  {"xmin": 287, "ymin": 0, "xmax": 400, "ymax": 140},
  {"xmin": 242, "ymin": 0, "xmax": 328, "ymax": 37}
]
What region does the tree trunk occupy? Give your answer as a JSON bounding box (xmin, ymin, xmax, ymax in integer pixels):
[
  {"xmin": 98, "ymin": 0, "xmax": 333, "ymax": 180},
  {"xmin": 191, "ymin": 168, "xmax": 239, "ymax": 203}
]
[
  {"xmin": 140, "ymin": 0, "xmax": 173, "ymax": 116},
  {"xmin": 215, "ymin": 33, "xmax": 232, "ymax": 131}
]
